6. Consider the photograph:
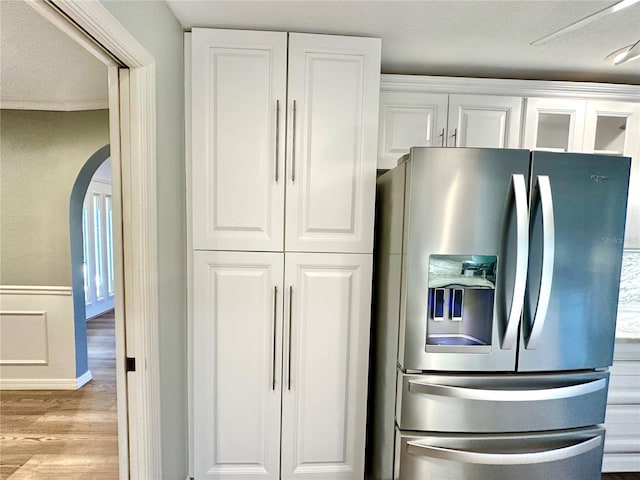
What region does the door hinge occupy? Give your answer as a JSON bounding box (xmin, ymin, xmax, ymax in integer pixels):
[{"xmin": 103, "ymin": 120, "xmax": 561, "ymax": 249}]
[{"xmin": 126, "ymin": 357, "xmax": 136, "ymax": 372}]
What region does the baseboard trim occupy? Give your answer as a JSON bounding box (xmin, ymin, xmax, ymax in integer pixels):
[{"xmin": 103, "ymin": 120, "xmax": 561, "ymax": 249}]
[
  {"xmin": 76, "ymin": 369, "xmax": 93, "ymax": 388},
  {"xmin": 0, "ymin": 370, "xmax": 93, "ymax": 390},
  {"xmin": 602, "ymin": 453, "xmax": 640, "ymax": 472}
]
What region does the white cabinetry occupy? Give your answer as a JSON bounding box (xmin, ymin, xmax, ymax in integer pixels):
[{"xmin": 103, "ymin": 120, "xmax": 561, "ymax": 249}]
[
  {"xmin": 191, "ymin": 29, "xmax": 287, "ymax": 252},
  {"xmin": 523, "ymin": 97, "xmax": 640, "ymax": 157},
  {"xmin": 523, "ymin": 97, "xmax": 640, "ymax": 247},
  {"xmin": 378, "ymin": 90, "xmax": 522, "ymax": 169},
  {"xmin": 190, "ymin": 28, "xmax": 380, "ymax": 480},
  {"xmin": 602, "ymin": 341, "xmax": 640, "ymax": 473},
  {"xmin": 522, "ymin": 98, "xmax": 587, "ymax": 152},
  {"xmin": 193, "ymin": 251, "xmax": 372, "ymax": 480},
  {"xmin": 193, "ymin": 251, "xmax": 283, "ymax": 479},
  {"xmin": 281, "ymin": 253, "xmax": 372, "ymax": 480},
  {"xmin": 192, "ymin": 29, "xmax": 380, "ymax": 254}
]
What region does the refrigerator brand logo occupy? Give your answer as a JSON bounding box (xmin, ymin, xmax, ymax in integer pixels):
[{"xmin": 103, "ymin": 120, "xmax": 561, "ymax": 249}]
[
  {"xmin": 602, "ymin": 237, "xmax": 623, "ymax": 245},
  {"xmin": 590, "ymin": 175, "xmax": 609, "ymax": 183}
]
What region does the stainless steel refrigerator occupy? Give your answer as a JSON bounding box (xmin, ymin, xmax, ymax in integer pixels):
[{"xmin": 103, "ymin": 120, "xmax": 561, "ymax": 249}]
[{"xmin": 367, "ymin": 147, "xmax": 630, "ymax": 480}]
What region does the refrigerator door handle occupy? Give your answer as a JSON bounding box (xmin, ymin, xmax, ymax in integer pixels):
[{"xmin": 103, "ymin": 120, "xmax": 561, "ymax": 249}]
[
  {"xmin": 503, "ymin": 174, "xmax": 529, "ymax": 350},
  {"xmin": 407, "ymin": 378, "xmax": 607, "ymax": 401},
  {"xmin": 406, "ymin": 435, "xmax": 601, "ymax": 465},
  {"xmin": 527, "ymin": 175, "xmax": 555, "ymax": 349}
]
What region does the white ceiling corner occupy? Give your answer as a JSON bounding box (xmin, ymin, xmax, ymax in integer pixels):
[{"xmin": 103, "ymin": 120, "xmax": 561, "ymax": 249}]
[
  {"xmin": 0, "ymin": 0, "xmax": 108, "ymax": 111},
  {"xmin": 166, "ymin": 0, "xmax": 640, "ymax": 85}
]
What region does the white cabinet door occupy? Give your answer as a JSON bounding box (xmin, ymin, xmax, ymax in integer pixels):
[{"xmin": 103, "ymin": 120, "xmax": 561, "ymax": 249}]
[
  {"xmin": 193, "ymin": 251, "xmax": 284, "ymax": 480},
  {"xmin": 280, "ymin": 253, "xmax": 373, "ymax": 480},
  {"xmin": 447, "ymin": 94, "xmax": 522, "ymax": 148},
  {"xmin": 377, "ymin": 92, "xmax": 448, "ymax": 169},
  {"xmin": 191, "ymin": 29, "xmax": 287, "ymax": 251},
  {"xmin": 285, "ymin": 34, "xmax": 381, "ymax": 254},
  {"xmin": 523, "ymin": 97, "xmax": 587, "ymax": 152},
  {"xmin": 583, "ymin": 100, "xmax": 640, "ymax": 156},
  {"xmin": 583, "ymin": 100, "xmax": 640, "ymax": 249}
]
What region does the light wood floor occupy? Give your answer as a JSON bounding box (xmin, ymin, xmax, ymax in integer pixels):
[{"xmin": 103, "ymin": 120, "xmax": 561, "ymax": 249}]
[{"xmin": 0, "ymin": 310, "xmax": 119, "ymax": 479}]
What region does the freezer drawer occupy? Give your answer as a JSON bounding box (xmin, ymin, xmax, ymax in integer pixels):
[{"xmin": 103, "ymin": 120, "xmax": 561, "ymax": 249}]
[
  {"xmin": 397, "ymin": 371, "xmax": 609, "ymax": 433},
  {"xmin": 395, "ymin": 427, "xmax": 605, "ymax": 480}
]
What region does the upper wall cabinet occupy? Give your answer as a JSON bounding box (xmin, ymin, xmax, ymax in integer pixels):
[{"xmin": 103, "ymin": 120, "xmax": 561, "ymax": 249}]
[
  {"xmin": 523, "ymin": 98, "xmax": 587, "ymax": 152},
  {"xmin": 378, "ymin": 92, "xmax": 522, "ymax": 169},
  {"xmin": 191, "ymin": 29, "xmax": 381, "ymax": 254},
  {"xmin": 523, "ymin": 97, "xmax": 640, "ymax": 248},
  {"xmin": 191, "ymin": 29, "xmax": 287, "ymax": 252},
  {"xmin": 523, "ymin": 98, "xmax": 640, "ymax": 156}
]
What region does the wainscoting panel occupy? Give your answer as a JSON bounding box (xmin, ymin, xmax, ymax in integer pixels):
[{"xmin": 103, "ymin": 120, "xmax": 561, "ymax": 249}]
[
  {"xmin": 0, "ymin": 286, "xmax": 86, "ymax": 389},
  {"xmin": 0, "ymin": 311, "xmax": 48, "ymax": 364}
]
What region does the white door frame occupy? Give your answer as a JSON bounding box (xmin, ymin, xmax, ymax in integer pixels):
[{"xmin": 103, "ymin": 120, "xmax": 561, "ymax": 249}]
[{"xmin": 28, "ymin": 1, "xmax": 162, "ymax": 478}]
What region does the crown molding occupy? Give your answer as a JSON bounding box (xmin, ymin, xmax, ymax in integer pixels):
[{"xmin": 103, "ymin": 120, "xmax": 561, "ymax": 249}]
[{"xmin": 380, "ymin": 74, "xmax": 640, "ymax": 102}]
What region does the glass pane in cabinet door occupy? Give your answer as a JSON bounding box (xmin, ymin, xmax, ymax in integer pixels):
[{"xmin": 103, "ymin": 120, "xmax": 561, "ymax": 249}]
[
  {"xmin": 594, "ymin": 115, "xmax": 626, "ymax": 155},
  {"xmin": 536, "ymin": 113, "xmax": 571, "ymax": 151}
]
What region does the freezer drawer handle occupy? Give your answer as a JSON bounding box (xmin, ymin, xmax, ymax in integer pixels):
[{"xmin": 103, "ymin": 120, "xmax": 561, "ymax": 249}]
[
  {"xmin": 526, "ymin": 175, "xmax": 555, "ymax": 349},
  {"xmin": 503, "ymin": 174, "xmax": 529, "ymax": 350},
  {"xmin": 406, "ymin": 435, "xmax": 601, "ymax": 465},
  {"xmin": 407, "ymin": 378, "xmax": 606, "ymax": 401}
]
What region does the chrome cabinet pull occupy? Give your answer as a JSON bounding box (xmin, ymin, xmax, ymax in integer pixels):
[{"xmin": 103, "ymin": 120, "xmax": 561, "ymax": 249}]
[
  {"xmin": 406, "ymin": 435, "xmax": 601, "ymax": 465},
  {"xmin": 275, "ymin": 100, "xmax": 280, "ymax": 182},
  {"xmin": 450, "ymin": 128, "xmax": 458, "ymax": 147},
  {"xmin": 438, "ymin": 128, "xmax": 445, "ymax": 147},
  {"xmin": 503, "ymin": 174, "xmax": 529, "ymax": 350},
  {"xmin": 527, "ymin": 175, "xmax": 555, "ymax": 349},
  {"xmin": 288, "ymin": 285, "xmax": 293, "ymax": 390},
  {"xmin": 291, "ymin": 100, "xmax": 297, "ymax": 183},
  {"xmin": 408, "ymin": 378, "xmax": 606, "ymax": 402},
  {"xmin": 272, "ymin": 286, "xmax": 278, "ymax": 390}
]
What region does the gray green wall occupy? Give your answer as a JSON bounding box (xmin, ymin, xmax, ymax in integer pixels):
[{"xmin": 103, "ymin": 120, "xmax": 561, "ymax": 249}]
[
  {"xmin": 0, "ymin": 109, "xmax": 109, "ymax": 286},
  {"xmin": 101, "ymin": 1, "xmax": 188, "ymax": 478}
]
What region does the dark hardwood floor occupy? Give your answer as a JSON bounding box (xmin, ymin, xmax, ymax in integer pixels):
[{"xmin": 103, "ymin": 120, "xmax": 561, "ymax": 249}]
[
  {"xmin": 0, "ymin": 310, "xmax": 119, "ymax": 479},
  {"xmin": 602, "ymin": 475, "xmax": 640, "ymax": 479}
]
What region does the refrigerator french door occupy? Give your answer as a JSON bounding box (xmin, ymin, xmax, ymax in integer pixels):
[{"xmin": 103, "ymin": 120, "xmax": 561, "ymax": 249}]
[
  {"xmin": 368, "ymin": 147, "xmax": 630, "ymax": 480},
  {"xmin": 398, "ymin": 148, "xmax": 629, "ymax": 373}
]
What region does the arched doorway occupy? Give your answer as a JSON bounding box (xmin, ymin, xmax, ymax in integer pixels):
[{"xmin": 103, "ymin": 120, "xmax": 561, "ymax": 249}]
[{"xmin": 69, "ymin": 144, "xmax": 111, "ymax": 377}]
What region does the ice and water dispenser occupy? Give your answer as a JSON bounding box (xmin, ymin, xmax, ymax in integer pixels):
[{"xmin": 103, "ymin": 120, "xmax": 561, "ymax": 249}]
[{"xmin": 426, "ymin": 254, "xmax": 496, "ymax": 353}]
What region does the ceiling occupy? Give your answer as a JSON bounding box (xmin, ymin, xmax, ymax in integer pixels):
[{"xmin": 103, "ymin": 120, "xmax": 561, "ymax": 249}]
[
  {"xmin": 0, "ymin": 0, "xmax": 108, "ymax": 110},
  {"xmin": 1, "ymin": 0, "xmax": 637, "ymax": 112},
  {"xmin": 166, "ymin": 0, "xmax": 640, "ymax": 85}
]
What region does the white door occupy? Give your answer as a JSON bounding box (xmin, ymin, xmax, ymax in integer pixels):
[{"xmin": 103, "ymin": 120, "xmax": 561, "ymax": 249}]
[
  {"xmin": 285, "ymin": 33, "xmax": 380, "ymax": 254},
  {"xmin": 447, "ymin": 94, "xmax": 522, "ymax": 148},
  {"xmin": 193, "ymin": 251, "xmax": 284, "ymax": 480},
  {"xmin": 281, "ymin": 253, "xmax": 373, "ymax": 480},
  {"xmin": 191, "ymin": 29, "xmax": 287, "ymax": 251},
  {"xmin": 377, "ymin": 91, "xmax": 449, "ymax": 169},
  {"xmin": 522, "ymin": 97, "xmax": 587, "ymax": 152}
]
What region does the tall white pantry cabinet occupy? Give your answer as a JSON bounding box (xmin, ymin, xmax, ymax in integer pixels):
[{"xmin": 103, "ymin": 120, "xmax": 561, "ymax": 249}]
[{"xmin": 189, "ymin": 28, "xmax": 381, "ymax": 480}]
